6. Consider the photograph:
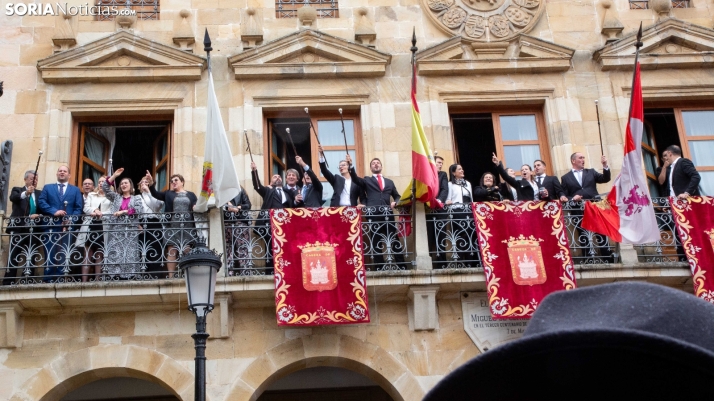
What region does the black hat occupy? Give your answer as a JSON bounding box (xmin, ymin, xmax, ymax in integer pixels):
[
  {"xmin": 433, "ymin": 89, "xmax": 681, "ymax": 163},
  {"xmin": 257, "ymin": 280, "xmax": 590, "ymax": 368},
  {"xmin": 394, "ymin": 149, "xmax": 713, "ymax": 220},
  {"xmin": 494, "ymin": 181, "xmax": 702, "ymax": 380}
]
[{"xmin": 424, "ymin": 282, "xmax": 714, "ymax": 401}]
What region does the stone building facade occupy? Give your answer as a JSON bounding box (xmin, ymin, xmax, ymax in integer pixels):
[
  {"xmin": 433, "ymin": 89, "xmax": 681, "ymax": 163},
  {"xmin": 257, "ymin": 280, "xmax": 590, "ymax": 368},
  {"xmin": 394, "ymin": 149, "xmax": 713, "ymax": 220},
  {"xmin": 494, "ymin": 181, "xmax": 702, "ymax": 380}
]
[{"xmin": 0, "ymin": 0, "xmax": 711, "ymax": 399}]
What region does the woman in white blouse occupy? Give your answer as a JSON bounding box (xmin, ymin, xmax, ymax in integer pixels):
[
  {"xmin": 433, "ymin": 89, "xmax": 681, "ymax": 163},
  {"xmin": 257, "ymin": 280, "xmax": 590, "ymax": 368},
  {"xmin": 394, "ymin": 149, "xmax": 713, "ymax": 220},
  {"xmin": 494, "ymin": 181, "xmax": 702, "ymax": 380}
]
[
  {"xmin": 77, "ymin": 176, "xmax": 112, "ymax": 282},
  {"xmin": 444, "ymin": 164, "xmax": 480, "ymax": 267}
]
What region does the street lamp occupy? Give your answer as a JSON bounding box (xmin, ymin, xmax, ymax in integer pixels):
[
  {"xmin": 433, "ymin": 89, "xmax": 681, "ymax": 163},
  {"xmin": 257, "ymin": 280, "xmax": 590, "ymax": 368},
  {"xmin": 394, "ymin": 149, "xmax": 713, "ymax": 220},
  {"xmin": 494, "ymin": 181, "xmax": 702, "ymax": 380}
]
[{"xmin": 178, "ymin": 238, "xmax": 222, "ymax": 401}]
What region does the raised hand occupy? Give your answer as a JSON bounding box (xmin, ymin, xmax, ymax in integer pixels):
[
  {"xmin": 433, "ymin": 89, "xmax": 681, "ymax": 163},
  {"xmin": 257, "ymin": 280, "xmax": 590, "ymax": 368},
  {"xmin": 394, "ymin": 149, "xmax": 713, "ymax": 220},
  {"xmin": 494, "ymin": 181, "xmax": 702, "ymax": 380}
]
[
  {"xmin": 601, "ymin": 155, "xmax": 608, "ymax": 167},
  {"xmin": 144, "ymin": 170, "xmax": 154, "ymax": 186},
  {"xmin": 111, "ymin": 167, "xmax": 124, "ymax": 180},
  {"xmin": 295, "ymin": 155, "xmax": 306, "ymax": 167},
  {"xmin": 250, "ymin": 161, "xmax": 257, "ymax": 171},
  {"xmin": 492, "ymin": 152, "xmax": 500, "ymax": 165}
]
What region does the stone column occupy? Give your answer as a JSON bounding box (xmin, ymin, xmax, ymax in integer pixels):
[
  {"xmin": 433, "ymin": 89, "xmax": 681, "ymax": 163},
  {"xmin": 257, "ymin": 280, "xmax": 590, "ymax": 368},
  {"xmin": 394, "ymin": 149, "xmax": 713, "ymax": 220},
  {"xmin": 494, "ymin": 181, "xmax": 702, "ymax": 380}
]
[{"xmin": 413, "ymin": 205, "xmax": 433, "ymax": 270}]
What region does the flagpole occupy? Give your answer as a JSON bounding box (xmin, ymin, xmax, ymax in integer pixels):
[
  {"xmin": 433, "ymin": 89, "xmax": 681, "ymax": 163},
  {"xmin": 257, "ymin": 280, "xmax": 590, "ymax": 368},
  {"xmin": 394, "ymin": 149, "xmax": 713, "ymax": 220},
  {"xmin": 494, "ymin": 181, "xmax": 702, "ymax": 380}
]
[
  {"xmin": 410, "ymin": 27, "xmax": 417, "ymax": 231},
  {"xmin": 595, "ymin": 100, "xmax": 604, "ymax": 156},
  {"xmin": 628, "ymin": 22, "xmax": 643, "ymax": 118},
  {"xmin": 304, "ymin": 107, "xmax": 328, "ymax": 167},
  {"xmin": 204, "ymin": 28, "xmax": 212, "ymax": 73}
]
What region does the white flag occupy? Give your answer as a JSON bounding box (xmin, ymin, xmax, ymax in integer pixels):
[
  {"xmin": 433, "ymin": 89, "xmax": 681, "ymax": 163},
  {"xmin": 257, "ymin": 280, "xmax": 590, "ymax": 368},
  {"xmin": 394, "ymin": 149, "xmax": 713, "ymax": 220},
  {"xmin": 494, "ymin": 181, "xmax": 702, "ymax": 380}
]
[{"xmin": 194, "ymin": 71, "xmax": 241, "ymax": 212}]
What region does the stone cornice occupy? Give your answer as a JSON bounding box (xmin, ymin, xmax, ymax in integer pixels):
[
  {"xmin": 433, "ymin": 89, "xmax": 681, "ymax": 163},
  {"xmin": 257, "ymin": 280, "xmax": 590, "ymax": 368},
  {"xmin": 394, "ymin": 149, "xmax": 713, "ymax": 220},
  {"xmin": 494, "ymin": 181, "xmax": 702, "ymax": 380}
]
[
  {"xmin": 37, "ymin": 30, "xmax": 206, "ymax": 84},
  {"xmin": 416, "ymin": 34, "xmax": 574, "ymax": 76},
  {"xmin": 593, "ymin": 18, "xmax": 714, "ymax": 71},
  {"xmin": 227, "ymin": 28, "xmax": 392, "ymax": 79},
  {"xmin": 0, "ymin": 263, "xmax": 690, "ymax": 314}
]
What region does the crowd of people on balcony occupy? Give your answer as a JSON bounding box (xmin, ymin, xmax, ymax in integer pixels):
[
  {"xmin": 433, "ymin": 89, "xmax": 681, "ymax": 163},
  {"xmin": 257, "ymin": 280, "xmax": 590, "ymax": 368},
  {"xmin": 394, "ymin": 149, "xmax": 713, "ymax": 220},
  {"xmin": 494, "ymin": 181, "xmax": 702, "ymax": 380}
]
[{"xmin": 2, "ymin": 143, "xmax": 703, "ymax": 284}]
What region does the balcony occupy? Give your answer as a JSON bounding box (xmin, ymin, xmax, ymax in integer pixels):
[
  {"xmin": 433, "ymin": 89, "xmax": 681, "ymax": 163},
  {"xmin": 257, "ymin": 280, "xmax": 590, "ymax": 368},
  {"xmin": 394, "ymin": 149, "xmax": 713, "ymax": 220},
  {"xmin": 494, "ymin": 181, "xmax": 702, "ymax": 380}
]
[{"xmin": 0, "ymin": 199, "xmax": 688, "ymax": 285}]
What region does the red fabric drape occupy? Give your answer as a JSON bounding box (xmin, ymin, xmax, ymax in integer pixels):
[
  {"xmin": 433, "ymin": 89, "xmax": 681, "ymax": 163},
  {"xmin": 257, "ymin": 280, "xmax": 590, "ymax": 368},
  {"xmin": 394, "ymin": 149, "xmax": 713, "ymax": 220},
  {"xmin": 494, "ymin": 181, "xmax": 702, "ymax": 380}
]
[
  {"xmin": 473, "ymin": 201, "xmax": 577, "ymax": 319},
  {"xmin": 271, "ymin": 207, "xmax": 369, "ymax": 325},
  {"xmin": 671, "ymin": 197, "xmax": 714, "ymax": 303}
]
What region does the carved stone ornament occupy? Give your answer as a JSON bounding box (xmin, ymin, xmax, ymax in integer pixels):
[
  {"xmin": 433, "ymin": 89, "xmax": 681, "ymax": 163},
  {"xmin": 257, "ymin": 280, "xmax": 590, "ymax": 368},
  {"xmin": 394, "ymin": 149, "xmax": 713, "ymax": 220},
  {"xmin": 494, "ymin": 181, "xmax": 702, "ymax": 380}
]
[{"xmin": 422, "ymin": 0, "xmax": 544, "ymax": 42}]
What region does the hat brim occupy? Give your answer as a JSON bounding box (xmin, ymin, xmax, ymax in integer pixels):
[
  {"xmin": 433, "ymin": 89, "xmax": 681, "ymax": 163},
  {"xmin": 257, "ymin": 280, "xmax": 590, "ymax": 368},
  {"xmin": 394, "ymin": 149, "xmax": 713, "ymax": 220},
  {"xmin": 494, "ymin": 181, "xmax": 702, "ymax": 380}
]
[{"xmin": 425, "ymin": 328, "xmax": 714, "ymax": 401}]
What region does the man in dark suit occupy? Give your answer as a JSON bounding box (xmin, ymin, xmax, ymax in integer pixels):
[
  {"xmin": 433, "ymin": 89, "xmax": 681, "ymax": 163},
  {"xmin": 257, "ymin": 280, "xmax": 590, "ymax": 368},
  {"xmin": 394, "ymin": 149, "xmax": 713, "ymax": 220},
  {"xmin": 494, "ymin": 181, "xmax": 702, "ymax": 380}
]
[
  {"xmin": 561, "ymin": 152, "xmax": 611, "ymax": 201},
  {"xmin": 658, "ymin": 145, "xmax": 701, "ymax": 199},
  {"xmin": 251, "ymin": 161, "xmax": 295, "ymax": 273},
  {"xmin": 317, "ymin": 146, "xmax": 364, "ymax": 207},
  {"xmin": 560, "ymin": 153, "xmax": 612, "ymax": 262},
  {"xmin": 283, "ymin": 168, "xmax": 301, "ymax": 200},
  {"xmin": 4, "ymin": 170, "xmax": 43, "ymax": 285},
  {"xmin": 533, "ymin": 159, "xmax": 567, "ymax": 202},
  {"xmin": 37, "ymin": 165, "xmax": 83, "ymax": 280},
  {"xmin": 347, "ymin": 154, "xmax": 406, "ymax": 269},
  {"xmin": 427, "ymin": 156, "xmax": 449, "ymax": 266},
  {"xmin": 294, "ymin": 156, "xmax": 323, "ymax": 208}
]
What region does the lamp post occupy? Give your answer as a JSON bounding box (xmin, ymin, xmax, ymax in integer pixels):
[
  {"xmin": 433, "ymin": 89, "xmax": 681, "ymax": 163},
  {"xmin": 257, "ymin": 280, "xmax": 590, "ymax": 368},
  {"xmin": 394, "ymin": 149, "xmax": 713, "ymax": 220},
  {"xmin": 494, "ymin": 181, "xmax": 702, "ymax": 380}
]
[{"xmin": 178, "ymin": 238, "xmax": 222, "ymax": 401}]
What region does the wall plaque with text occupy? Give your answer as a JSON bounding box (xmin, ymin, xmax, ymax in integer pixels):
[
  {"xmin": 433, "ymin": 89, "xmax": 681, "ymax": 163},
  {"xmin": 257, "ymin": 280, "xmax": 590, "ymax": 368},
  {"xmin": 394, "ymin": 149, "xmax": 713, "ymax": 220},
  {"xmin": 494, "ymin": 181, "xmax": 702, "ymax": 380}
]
[{"xmin": 461, "ymin": 292, "xmax": 528, "ymax": 352}]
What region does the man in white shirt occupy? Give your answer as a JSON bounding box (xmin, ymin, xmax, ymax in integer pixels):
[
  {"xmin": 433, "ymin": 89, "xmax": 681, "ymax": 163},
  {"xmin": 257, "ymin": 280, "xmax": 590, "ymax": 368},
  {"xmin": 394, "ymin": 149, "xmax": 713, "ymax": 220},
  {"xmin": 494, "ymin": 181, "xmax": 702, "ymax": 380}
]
[{"xmin": 318, "ymin": 145, "xmax": 364, "ymax": 207}]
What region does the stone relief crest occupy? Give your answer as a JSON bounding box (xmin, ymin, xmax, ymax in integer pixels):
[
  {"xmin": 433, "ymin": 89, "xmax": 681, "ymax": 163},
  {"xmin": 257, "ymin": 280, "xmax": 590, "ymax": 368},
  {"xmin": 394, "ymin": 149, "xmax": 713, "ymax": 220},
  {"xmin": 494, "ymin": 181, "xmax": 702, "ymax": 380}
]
[{"xmin": 421, "ymin": 0, "xmax": 544, "ymax": 42}]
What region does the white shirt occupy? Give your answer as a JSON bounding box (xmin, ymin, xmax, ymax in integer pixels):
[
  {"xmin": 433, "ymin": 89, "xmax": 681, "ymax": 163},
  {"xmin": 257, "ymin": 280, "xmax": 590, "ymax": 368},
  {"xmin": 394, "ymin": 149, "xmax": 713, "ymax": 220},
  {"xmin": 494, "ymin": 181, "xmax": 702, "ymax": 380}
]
[
  {"xmin": 275, "ymin": 187, "xmax": 287, "ymax": 204},
  {"xmin": 535, "ymin": 174, "xmax": 546, "ymax": 185},
  {"xmin": 447, "ymin": 181, "xmax": 473, "ymax": 204},
  {"xmin": 340, "ymin": 178, "xmax": 352, "ymax": 206},
  {"xmin": 572, "ymin": 169, "xmax": 583, "ymax": 186},
  {"xmin": 669, "ymin": 157, "xmax": 681, "ymax": 197},
  {"xmin": 527, "ymin": 179, "xmax": 539, "ymax": 200}
]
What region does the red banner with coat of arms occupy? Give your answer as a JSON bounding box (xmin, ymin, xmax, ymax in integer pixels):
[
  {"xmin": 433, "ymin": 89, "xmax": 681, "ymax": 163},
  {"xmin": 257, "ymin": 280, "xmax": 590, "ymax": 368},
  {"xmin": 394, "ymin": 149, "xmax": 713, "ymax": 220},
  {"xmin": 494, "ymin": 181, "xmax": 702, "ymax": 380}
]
[
  {"xmin": 473, "ymin": 201, "xmax": 577, "ymax": 319},
  {"xmin": 670, "ymin": 196, "xmax": 714, "ymax": 303},
  {"xmin": 270, "ymin": 207, "xmax": 369, "ymax": 326}
]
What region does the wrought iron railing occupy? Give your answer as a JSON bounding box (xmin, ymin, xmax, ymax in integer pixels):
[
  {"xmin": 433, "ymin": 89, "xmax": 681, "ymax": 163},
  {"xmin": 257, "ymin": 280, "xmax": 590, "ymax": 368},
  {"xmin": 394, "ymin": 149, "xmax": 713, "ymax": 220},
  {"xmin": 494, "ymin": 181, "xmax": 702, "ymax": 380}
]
[
  {"xmin": 222, "ymin": 206, "xmax": 412, "ymax": 276},
  {"xmin": 426, "ymin": 204, "xmax": 481, "ymax": 269},
  {"xmin": 634, "ymin": 197, "xmax": 685, "ymax": 262},
  {"xmin": 1, "ymin": 212, "xmax": 206, "ymax": 284},
  {"xmin": 275, "ymin": 0, "xmax": 339, "ymax": 18},
  {"xmin": 425, "ymin": 201, "xmax": 620, "ymax": 268},
  {"xmin": 96, "ymin": 0, "xmax": 160, "ymax": 21}
]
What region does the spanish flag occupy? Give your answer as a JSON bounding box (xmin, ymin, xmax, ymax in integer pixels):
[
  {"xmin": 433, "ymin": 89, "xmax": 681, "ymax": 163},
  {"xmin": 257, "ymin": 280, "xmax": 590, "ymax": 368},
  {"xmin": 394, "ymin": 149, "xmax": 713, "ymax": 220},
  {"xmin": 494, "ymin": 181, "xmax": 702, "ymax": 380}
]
[{"xmin": 398, "ymin": 37, "xmax": 439, "ymax": 208}]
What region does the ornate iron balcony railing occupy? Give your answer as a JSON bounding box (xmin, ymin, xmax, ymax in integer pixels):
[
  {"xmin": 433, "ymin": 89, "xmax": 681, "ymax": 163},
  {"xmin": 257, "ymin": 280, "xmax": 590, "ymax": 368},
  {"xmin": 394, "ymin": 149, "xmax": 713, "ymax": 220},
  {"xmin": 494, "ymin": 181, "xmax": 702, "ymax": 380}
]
[
  {"xmin": 1, "ymin": 212, "xmax": 207, "ymax": 284},
  {"xmin": 222, "ymin": 206, "xmax": 412, "ymax": 276}
]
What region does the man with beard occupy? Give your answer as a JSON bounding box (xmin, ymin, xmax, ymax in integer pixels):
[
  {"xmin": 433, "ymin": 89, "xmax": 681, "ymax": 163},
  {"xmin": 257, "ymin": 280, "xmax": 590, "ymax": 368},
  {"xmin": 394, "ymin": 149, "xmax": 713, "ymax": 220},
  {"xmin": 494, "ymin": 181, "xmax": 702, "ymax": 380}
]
[
  {"xmin": 251, "ymin": 162, "xmax": 295, "ymax": 273},
  {"xmin": 347, "ymin": 154, "xmax": 406, "ymax": 269}
]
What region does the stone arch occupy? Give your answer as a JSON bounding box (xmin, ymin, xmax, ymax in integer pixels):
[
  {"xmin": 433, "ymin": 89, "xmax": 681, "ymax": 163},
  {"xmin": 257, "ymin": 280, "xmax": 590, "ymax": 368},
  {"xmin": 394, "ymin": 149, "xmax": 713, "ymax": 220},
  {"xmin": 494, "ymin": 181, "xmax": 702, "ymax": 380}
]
[
  {"xmin": 226, "ymin": 334, "xmax": 424, "ymax": 401},
  {"xmin": 11, "ymin": 344, "xmax": 195, "ymax": 401}
]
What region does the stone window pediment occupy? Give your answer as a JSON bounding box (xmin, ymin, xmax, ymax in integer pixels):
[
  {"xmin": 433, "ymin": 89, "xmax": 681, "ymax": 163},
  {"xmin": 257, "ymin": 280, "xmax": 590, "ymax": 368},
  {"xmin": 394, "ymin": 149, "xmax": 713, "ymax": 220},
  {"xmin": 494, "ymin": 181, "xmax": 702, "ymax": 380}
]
[
  {"xmin": 416, "ymin": 34, "xmax": 574, "ymax": 76},
  {"xmin": 37, "ymin": 31, "xmax": 206, "ymax": 84},
  {"xmin": 227, "ymin": 29, "xmax": 391, "ymax": 79},
  {"xmin": 593, "ymin": 18, "xmax": 714, "ymax": 71}
]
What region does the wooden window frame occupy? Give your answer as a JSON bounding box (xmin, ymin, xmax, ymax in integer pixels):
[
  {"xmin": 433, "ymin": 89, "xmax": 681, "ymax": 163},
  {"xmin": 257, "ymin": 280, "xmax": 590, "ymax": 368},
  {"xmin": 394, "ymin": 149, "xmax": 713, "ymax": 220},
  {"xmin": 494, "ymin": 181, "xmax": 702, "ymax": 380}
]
[
  {"xmin": 78, "ymin": 127, "xmax": 110, "ymax": 180},
  {"xmin": 641, "ymin": 121, "xmax": 659, "ymax": 183},
  {"xmin": 262, "ymin": 109, "xmax": 363, "ymax": 184},
  {"xmin": 70, "ymin": 115, "xmax": 174, "ymax": 187},
  {"xmin": 673, "ymin": 107, "xmax": 714, "ymax": 174},
  {"xmin": 449, "ymin": 106, "xmax": 553, "ymax": 175}
]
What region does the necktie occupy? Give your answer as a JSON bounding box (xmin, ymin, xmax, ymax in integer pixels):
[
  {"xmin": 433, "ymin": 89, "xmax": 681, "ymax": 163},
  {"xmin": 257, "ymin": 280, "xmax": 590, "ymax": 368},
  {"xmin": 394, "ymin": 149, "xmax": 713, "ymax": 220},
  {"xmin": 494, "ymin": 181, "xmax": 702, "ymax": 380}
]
[
  {"xmin": 59, "ymin": 183, "xmax": 65, "ymax": 199},
  {"xmin": 537, "ymin": 176, "xmax": 543, "ymax": 186},
  {"xmin": 29, "ymin": 193, "xmax": 36, "ymax": 215},
  {"xmin": 577, "ymin": 171, "xmax": 582, "ymax": 186},
  {"xmin": 377, "ymin": 174, "xmax": 384, "ymax": 191},
  {"xmin": 275, "ymin": 188, "xmax": 283, "ymax": 204},
  {"xmin": 302, "ymin": 185, "xmax": 309, "ymax": 199}
]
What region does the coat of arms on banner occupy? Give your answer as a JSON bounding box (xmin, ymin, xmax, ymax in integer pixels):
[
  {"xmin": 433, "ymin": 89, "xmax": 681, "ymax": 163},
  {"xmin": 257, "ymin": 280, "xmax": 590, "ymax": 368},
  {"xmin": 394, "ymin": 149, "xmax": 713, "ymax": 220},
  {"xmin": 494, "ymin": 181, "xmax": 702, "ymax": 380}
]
[
  {"xmin": 473, "ymin": 201, "xmax": 576, "ymax": 319},
  {"xmin": 270, "ymin": 207, "xmax": 369, "ymax": 326},
  {"xmin": 504, "ymin": 236, "xmax": 546, "ymax": 286},
  {"xmin": 300, "ymin": 242, "xmax": 338, "ymax": 292}
]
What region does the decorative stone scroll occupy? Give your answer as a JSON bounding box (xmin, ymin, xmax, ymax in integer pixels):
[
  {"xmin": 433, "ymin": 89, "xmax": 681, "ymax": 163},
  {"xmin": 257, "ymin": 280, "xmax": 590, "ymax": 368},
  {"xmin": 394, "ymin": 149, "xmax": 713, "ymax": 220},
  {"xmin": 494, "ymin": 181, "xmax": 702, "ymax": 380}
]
[{"xmin": 422, "ymin": 0, "xmax": 544, "ymax": 42}]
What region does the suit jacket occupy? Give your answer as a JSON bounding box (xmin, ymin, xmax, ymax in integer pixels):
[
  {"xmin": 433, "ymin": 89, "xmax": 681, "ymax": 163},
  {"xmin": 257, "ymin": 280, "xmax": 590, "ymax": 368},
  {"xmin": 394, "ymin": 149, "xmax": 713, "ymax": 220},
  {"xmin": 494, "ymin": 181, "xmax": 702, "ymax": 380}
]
[
  {"xmin": 320, "ymin": 161, "xmax": 363, "ymax": 207},
  {"xmin": 667, "ymin": 157, "xmax": 701, "ymax": 196},
  {"xmin": 9, "ymin": 186, "xmax": 43, "ymax": 217},
  {"xmin": 496, "ymin": 163, "xmax": 537, "ymax": 201},
  {"xmin": 38, "ymin": 182, "xmax": 83, "ymax": 216},
  {"xmin": 294, "ymin": 166, "xmax": 324, "ymax": 208},
  {"xmin": 498, "ymin": 182, "xmax": 516, "ymax": 201},
  {"xmin": 436, "ymin": 171, "xmax": 448, "ymax": 206},
  {"xmin": 561, "ymin": 168, "xmax": 611, "ymax": 200},
  {"xmin": 349, "ymin": 167, "xmax": 400, "ymax": 207},
  {"xmin": 252, "ymin": 171, "xmax": 294, "ymax": 210},
  {"xmin": 534, "ymin": 175, "xmax": 566, "ymax": 201}
]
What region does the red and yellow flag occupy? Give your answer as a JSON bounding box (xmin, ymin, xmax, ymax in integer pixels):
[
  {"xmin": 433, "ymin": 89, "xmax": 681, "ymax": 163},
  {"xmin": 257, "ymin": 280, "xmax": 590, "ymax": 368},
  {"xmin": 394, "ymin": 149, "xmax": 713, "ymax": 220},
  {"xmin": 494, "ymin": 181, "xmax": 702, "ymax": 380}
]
[{"xmin": 399, "ymin": 58, "xmax": 439, "ymax": 207}]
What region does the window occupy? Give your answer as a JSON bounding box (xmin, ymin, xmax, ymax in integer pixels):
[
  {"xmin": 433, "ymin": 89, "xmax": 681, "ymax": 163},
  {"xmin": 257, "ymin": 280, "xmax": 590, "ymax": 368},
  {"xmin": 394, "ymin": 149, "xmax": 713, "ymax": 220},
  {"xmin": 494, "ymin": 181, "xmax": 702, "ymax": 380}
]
[
  {"xmin": 265, "ymin": 110, "xmax": 362, "ymax": 205},
  {"xmin": 629, "ymin": 0, "xmax": 689, "ymax": 9},
  {"xmin": 641, "ymin": 122, "xmax": 661, "ymax": 196},
  {"xmin": 95, "ymin": 0, "xmax": 160, "ymax": 21},
  {"xmin": 72, "ymin": 118, "xmax": 172, "ymax": 190},
  {"xmin": 451, "ymin": 109, "xmax": 551, "ymax": 185},
  {"xmin": 676, "ymin": 109, "xmax": 714, "ymax": 195},
  {"xmin": 276, "ymin": 0, "xmax": 339, "ymax": 18}
]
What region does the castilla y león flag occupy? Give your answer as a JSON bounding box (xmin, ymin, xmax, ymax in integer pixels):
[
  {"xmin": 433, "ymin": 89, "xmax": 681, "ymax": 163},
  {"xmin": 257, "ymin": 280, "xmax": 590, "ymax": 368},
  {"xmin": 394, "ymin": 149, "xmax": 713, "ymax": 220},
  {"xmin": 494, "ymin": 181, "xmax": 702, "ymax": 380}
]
[
  {"xmin": 271, "ymin": 207, "xmax": 369, "ymax": 326},
  {"xmin": 582, "ymin": 61, "xmax": 659, "ymax": 244}
]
